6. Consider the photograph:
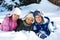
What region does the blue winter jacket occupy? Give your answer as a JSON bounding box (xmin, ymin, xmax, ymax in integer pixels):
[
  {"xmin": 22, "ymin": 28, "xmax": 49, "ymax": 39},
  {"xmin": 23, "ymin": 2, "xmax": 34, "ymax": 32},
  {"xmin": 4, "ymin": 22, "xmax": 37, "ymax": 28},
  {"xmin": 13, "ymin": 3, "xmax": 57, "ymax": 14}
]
[{"xmin": 32, "ymin": 16, "xmax": 51, "ymax": 36}]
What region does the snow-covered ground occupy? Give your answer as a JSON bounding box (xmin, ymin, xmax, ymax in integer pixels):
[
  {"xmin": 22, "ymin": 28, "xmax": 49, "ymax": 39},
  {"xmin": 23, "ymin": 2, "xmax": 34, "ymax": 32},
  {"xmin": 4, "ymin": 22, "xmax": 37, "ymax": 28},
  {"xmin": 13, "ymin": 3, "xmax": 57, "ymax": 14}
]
[{"xmin": 0, "ymin": 0, "xmax": 60, "ymax": 40}]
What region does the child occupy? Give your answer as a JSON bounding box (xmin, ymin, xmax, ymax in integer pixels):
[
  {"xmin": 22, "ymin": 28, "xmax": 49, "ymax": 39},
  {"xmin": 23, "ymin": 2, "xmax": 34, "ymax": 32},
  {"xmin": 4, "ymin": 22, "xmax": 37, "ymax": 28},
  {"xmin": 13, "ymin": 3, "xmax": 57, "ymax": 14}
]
[
  {"xmin": 0, "ymin": 7, "xmax": 21, "ymax": 31},
  {"xmin": 15, "ymin": 12, "xmax": 34, "ymax": 31},
  {"xmin": 32, "ymin": 10, "xmax": 51, "ymax": 39}
]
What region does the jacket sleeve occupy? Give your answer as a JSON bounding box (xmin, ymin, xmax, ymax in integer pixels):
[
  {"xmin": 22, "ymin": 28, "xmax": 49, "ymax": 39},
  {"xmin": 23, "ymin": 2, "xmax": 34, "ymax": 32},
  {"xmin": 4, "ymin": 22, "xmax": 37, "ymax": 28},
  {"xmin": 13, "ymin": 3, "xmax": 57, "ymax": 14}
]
[
  {"xmin": 44, "ymin": 16, "xmax": 50, "ymax": 24},
  {"xmin": 43, "ymin": 17, "xmax": 51, "ymax": 36},
  {"xmin": 48, "ymin": 22, "xmax": 57, "ymax": 32},
  {"xmin": 1, "ymin": 17, "xmax": 10, "ymax": 31},
  {"xmin": 15, "ymin": 19, "xmax": 23, "ymax": 31},
  {"xmin": 30, "ymin": 26, "xmax": 33, "ymax": 31}
]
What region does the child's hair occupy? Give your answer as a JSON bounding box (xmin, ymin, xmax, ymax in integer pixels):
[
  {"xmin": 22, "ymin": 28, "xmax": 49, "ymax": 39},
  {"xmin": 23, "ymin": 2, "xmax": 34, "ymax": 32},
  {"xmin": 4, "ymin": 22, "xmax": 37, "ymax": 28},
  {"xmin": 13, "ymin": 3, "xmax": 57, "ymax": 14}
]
[
  {"xmin": 40, "ymin": 16, "xmax": 44, "ymax": 23},
  {"xmin": 9, "ymin": 16, "xmax": 12, "ymax": 19}
]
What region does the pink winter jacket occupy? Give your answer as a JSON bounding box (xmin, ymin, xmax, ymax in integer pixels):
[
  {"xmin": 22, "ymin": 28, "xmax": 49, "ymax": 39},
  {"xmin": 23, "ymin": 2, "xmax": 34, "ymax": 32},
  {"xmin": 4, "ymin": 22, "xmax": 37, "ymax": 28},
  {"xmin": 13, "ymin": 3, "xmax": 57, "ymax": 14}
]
[{"xmin": 0, "ymin": 16, "xmax": 17, "ymax": 31}]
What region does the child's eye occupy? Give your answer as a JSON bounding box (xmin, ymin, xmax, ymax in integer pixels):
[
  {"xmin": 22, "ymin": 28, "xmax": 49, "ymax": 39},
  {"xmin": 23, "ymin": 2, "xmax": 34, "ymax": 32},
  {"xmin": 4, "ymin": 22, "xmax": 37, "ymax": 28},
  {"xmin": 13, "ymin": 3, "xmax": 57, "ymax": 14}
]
[{"xmin": 14, "ymin": 14, "xmax": 19, "ymax": 17}]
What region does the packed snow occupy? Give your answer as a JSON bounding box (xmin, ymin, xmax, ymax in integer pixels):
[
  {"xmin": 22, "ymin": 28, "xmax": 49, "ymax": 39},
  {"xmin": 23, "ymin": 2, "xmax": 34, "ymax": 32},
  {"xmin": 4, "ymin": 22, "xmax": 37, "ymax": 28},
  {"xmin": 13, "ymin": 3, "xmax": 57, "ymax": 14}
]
[{"xmin": 0, "ymin": 0, "xmax": 60, "ymax": 40}]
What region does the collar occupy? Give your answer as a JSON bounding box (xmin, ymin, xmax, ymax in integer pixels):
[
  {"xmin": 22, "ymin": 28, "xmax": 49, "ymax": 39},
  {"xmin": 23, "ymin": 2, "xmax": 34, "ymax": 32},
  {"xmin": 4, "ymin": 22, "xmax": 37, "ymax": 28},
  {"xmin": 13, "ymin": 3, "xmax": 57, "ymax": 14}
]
[{"xmin": 23, "ymin": 21, "xmax": 31, "ymax": 26}]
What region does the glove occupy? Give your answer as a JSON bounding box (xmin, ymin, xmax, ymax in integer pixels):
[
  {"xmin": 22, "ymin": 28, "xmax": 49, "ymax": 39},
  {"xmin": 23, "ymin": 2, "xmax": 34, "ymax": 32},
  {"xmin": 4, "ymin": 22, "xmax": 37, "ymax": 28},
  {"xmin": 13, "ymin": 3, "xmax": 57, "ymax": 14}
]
[{"xmin": 40, "ymin": 34, "xmax": 47, "ymax": 39}]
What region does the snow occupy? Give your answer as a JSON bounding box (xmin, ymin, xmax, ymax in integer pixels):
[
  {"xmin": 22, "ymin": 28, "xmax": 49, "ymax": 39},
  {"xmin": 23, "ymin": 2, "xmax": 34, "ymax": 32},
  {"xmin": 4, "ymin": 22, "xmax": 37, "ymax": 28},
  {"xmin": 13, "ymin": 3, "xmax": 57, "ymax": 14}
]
[
  {"xmin": 14, "ymin": 0, "xmax": 20, "ymax": 4},
  {"xmin": 20, "ymin": 0, "xmax": 59, "ymax": 12},
  {"xmin": 0, "ymin": 0, "xmax": 60, "ymax": 40}
]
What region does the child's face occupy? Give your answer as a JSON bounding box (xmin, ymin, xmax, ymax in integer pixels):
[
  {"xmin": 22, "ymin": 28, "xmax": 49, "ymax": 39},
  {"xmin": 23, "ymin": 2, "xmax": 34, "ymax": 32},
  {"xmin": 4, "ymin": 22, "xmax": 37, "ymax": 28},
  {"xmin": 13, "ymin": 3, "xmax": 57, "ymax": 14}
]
[
  {"xmin": 12, "ymin": 14, "xmax": 19, "ymax": 21},
  {"xmin": 25, "ymin": 17, "xmax": 33, "ymax": 25},
  {"xmin": 35, "ymin": 16, "xmax": 42, "ymax": 23}
]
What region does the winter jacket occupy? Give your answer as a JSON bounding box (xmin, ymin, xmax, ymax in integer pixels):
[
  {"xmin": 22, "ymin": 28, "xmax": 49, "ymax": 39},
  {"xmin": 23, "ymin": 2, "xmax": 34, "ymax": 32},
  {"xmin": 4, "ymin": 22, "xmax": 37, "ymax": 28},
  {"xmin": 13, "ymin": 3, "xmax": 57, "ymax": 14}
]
[
  {"xmin": 32, "ymin": 17, "xmax": 51, "ymax": 37},
  {"xmin": 15, "ymin": 19, "xmax": 33, "ymax": 31},
  {"xmin": 0, "ymin": 16, "xmax": 17, "ymax": 31}
]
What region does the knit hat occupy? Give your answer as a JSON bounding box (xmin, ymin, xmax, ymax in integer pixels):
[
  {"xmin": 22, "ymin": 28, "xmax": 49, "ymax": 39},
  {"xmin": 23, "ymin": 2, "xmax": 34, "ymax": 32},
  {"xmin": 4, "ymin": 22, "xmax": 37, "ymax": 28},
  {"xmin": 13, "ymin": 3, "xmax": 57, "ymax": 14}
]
[
  {"xmin": 33, "ymin": 10, "xmax": 43, "ymax": 17},
  {"xmin": 10, "ymin": 7, "xmax": 21, "ymax": 16},
  {"xmin": 23, "ymin": 13, "xmax": 34, "ymax": 20}
]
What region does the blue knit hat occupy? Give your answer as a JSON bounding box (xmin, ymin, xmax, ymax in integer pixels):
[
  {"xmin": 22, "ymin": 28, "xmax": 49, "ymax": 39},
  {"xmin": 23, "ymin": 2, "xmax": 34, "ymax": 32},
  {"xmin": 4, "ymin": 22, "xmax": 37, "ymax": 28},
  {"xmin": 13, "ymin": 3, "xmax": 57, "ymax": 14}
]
[{"xmin": 33, "ymin": 10, "xmax": 42, "ymax": 17}]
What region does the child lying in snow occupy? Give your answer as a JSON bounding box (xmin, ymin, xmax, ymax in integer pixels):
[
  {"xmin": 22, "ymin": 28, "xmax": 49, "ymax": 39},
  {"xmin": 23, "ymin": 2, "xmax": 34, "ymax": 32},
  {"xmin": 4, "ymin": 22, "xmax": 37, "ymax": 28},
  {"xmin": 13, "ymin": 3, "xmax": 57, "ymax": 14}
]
[
  {"xmin": 0, "ymin": 7, "xmax": 21, "ymax": 31},
  {"xmin": 15, "ymin": 12, "xmax": 34, "ymax": 31},
  {"xmin": 32, "ymin": 10, "xmax": 57, "ymax": 39}
]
